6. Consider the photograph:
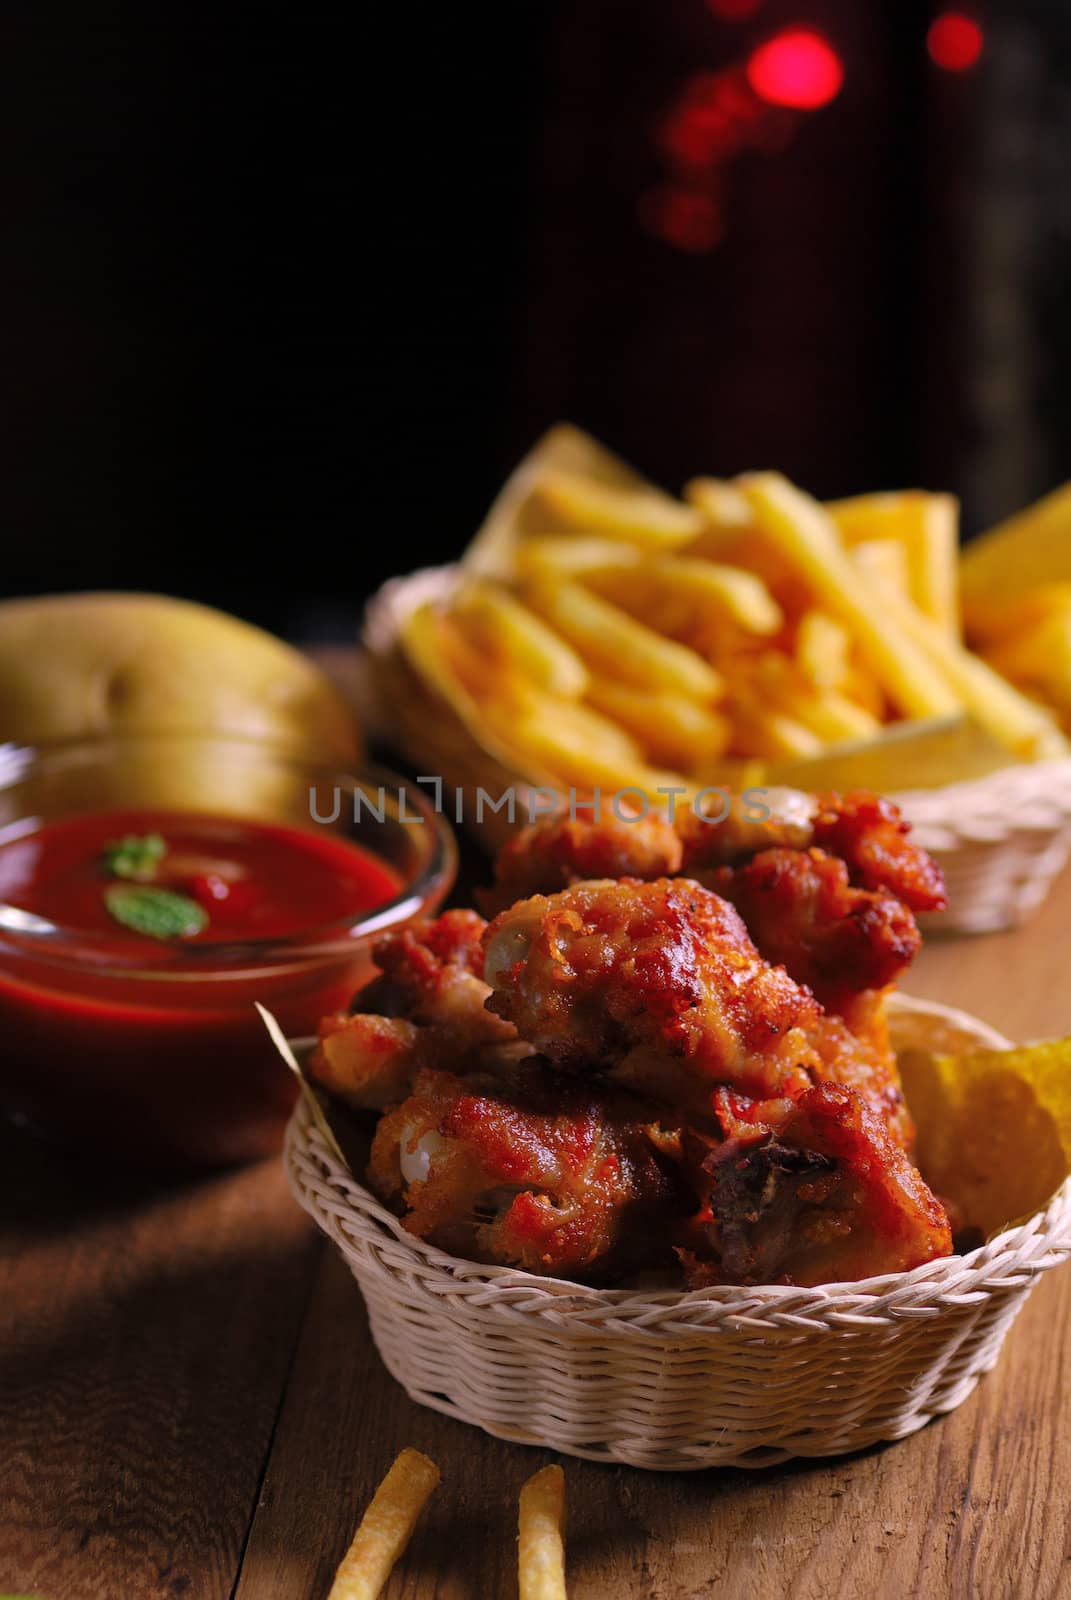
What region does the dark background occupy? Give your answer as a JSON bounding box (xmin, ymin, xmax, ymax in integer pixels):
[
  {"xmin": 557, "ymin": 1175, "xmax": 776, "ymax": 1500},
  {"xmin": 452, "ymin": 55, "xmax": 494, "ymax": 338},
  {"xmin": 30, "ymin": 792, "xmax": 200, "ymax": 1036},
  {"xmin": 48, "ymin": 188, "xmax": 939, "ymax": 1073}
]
[{"xmin": 2, "ymin": 1, "xmax": 1070, "ymax": 639}]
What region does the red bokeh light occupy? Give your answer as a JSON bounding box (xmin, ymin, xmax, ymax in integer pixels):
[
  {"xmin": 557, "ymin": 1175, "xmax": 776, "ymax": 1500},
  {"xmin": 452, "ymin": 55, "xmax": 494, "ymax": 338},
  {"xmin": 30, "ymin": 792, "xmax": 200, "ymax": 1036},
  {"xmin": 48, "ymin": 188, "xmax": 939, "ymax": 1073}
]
[
  {"xmin": 927, "ymin": 13, "xmax": 984, "ymax": 72},
  {"xmin": 640, "ymin": 186, "xmax": 724, "ymax": 254},
  {"xmin": 746, "ymin": 29, "xmax": 844, "ymax": 111},
  {"xmin": 706, "ymin": 0, "xmax": 764, "ymax": 19}
]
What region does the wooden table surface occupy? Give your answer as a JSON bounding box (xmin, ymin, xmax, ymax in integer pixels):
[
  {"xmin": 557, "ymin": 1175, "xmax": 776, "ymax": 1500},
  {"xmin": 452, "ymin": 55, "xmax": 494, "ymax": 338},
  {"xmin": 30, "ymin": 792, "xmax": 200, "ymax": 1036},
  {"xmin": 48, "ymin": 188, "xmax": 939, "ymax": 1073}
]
[{"xmin": 4, "ymin": 861, "xmax": 1071, "ymax": 1600}]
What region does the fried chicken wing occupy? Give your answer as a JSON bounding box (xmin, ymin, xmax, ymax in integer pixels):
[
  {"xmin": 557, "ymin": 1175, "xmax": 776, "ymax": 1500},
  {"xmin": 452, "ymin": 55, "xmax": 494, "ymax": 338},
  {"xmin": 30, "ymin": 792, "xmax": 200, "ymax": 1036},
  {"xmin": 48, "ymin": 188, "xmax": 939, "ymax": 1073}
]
[
  {"xmin": 308, "ymin": 909, "xmax": 518, "ymax": 1110},
  {"xmin": 483, "ymin": 878, "xmax": 820, "ymax": 1109},
  {"xmin": 310, "ymin": 790, "xmax": 954, "ymax": 1291},
  {"xmin": 480, "ymin": 797, "xmax": 682, "ymax": 915},
  {"xmin": 479, "ymin": 790, "xmax": 944, "ymax": 1024},
  {"xmin": 810, "ymin": 790, "xmax": 947, "ymax": 913},
  {"xmin": 711, "ymin": 846, "xmax": 922, "ymax": 1017},
  {"xmin": 369, "ymin": 1063, "xmax": 686, "ymax": 1279},
  {"xmin": 679, "ymin": 1082, "xmax": 951, "ymax": 1287}
]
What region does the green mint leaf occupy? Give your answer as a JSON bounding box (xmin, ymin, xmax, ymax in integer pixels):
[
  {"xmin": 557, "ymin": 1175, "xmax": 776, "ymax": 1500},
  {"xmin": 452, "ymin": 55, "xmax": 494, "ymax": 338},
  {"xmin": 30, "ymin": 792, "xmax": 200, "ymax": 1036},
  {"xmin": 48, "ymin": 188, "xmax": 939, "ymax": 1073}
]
[
  {"xmin": 104, "ymin": 884, "xmax": 208, "ymax": 940},
  {"xmin": 102, "ymin": 832, "xmax": 168, "ymax": 881}
]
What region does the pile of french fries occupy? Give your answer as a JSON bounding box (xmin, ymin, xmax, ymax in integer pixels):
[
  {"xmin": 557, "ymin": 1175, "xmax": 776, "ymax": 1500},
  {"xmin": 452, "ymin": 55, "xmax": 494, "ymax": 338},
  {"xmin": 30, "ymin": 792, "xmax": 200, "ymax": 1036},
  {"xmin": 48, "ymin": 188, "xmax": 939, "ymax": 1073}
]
[{"xmin": 395, "ymin": 427, "xmax": 1070, "ymax": 803}]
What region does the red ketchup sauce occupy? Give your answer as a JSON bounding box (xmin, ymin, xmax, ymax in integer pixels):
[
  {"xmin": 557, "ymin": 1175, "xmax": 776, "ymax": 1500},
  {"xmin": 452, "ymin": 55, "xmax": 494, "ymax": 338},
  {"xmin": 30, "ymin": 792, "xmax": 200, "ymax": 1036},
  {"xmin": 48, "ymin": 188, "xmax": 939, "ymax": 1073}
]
[{"xmin": 0, "ymin": 809, "xmax": 403, "ymax": 1168}]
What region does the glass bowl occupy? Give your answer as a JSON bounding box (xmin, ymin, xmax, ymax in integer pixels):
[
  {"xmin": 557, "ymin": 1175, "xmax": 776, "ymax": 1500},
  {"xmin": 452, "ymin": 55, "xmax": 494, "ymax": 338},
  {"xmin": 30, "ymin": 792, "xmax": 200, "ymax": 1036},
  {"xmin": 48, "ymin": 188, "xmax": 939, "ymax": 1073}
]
[{"xmin": 0, "ymin": 733, "xmax": 457, "ymax": 1168}]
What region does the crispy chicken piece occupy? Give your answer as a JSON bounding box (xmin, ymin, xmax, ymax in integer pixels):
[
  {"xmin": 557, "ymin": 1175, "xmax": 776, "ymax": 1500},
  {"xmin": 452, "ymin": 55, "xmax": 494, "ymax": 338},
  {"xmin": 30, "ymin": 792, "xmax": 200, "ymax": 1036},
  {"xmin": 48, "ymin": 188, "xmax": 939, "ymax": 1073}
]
[
  {"xmin": 480, "ymin": 791, "xmax": 943, "ymax": 1022},
  {"xmin": 810, "ymin": 791, "xmax": 947, "ymax": 913},
  {"xmin": 368, "ymin": 1063, "xmax": 687, "ymax": 1280},
  {"xmin": 480, "ymin": 797, "xmax": 683, "ymax": 916},
  {"xmin": 483, "ymin": 878, "xmax": 821, "ymax": 1112},
  {"xmin": 679, "ymin": 1083, "xmax": 951, "ymax": 1287},
  {"xmin": 709, "ymin": 846, "xmax": 922, "ymax": 1019},
  {"xmin": 308, "ymin": 910, "xmax": 519, "ymax": 1110},
  {"xmin": 804, "ymin": 1000, "xmax": 913, "ymax": 1149},
  {"xmin": 676, "ymin": 785, "xmax": 818, "ymax": 871}
]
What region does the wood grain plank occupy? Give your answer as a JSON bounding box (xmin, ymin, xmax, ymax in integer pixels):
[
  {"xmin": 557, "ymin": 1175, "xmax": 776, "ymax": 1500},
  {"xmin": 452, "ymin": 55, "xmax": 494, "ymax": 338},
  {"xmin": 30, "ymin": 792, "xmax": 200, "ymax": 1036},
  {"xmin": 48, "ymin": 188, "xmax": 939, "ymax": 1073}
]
[
  {"xmin": 234, "ymin": 869, "xmax": 1071, "ymax": 1600},
  {"xmin": 0, "ymin": 1143, "xmax": 321, "ymax": 1600}
]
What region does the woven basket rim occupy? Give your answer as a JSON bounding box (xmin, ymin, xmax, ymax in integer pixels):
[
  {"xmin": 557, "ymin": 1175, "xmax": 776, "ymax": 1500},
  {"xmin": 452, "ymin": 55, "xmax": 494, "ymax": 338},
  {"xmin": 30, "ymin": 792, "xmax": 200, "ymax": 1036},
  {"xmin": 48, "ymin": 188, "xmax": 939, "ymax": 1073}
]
[{"xmin": 285, "ymin": 995, "xmax": 1071, "ymax": 1327}]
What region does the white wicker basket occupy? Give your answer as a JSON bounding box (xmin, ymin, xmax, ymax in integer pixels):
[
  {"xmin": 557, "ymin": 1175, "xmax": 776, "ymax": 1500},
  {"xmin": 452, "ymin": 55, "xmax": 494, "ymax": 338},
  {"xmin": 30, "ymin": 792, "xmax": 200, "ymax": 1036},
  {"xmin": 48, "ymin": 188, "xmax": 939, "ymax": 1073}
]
[
  {"xmin": 284, "ymin": 996, "xmax": 1071, "ymax": 1471},
  {"xmin": 362, "ymin": 566, "xmax": 1071, "ymax": 936}
]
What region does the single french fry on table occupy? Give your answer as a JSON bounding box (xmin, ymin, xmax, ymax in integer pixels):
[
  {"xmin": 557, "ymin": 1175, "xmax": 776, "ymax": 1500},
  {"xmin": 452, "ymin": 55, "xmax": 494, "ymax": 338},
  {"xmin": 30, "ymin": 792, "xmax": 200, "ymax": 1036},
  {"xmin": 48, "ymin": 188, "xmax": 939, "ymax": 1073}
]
[
  {"xmin": 525, "ymin": 579, "xmax": 724, "ymax": 700},
  {"xmin": 532, "ymin": 468, "xmax": 705, "ymax": 549},
  {"xmin": 737, "ymin": 473, "xmax": 962, "ymax": 721},
  {"xmin": 327, "ymin": 1448, "xmax": 440, "ymax": 1600},
  {"xmin": 518, "ymin": 1464, "xmax": 568, "ymax": 1600},
  {"xmin": 452, "ymin": 581, "xmax": 589, "ymax": 697}
]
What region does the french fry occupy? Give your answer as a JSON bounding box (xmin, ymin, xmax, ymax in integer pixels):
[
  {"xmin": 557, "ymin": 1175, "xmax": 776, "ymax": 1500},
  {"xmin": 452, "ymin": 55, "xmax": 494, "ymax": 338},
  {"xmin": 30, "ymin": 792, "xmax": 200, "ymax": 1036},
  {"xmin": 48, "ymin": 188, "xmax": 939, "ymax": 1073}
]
[
  {"xmin": 584, "ymin": 557, "xmax": 782, "ymax": 637},
  {"xmin": 465, "ymin": 422, "xmax": 668, "ymax": 579},
  {"xmin": 518, "ymin": 1465, "xmax": 568, "ymax": 1600},
  {"xmin": 526, "ymin": 579, "xmax": 724, "ymax": 700},
  {"xmin": 327, "ymin": 1448, "xmax": 440, "ymax": 1600},
  {"xmin": 585, "ymin": 676, "xmax": 732, "ymax": 766},
  {"xmin": 506, "ymin": 684, "xmax": 644, "ymax": 764},
  {"xmin": 960, "ymin": 480, "xmax": 1071, "ymax": 597},
  {"xmin": 830, "ymin": 490, "xmax": 960, "ymax": 635},
  {"xmin": 963, "ymin": 583, "xmax": 1071, "ymax": 647},
  {"xmin": 490, "ymin": 706, "xmax": 689, "ymax": 799},
  {"xmin": 401, "ymin": 604, "xmax": 488, "ymax": 713},
  {"xmin": 515, "ymin": 536, "xmax": 645, "ymax": 583},
  {"xmin": 851, "ymin": 537, "xmax": 911, "ymax": 599},
  {"xmin": 903, "ymin": 494, "xmax": 960, "ymax": 637},
  {"xmin": 751, "ymin": 653, "xmax": 882, "ymax": 745},
  {"xmin": 826, "ymin": 489, "xmax": 912, "ymax": 538},
  {"xmin": 683, "ymin": 475, "xmax": 755, "ymax": 531},
  {"xmin": 728, "ymin": 680, "xmax": 825, "ymax": 762},
  {"xmin": 532, "ymin": 469, "xmax": 704, "ymax": 549},
  {"xmin": 738, "ymin": 474, "xmax": 961, "ymax": 720},
  {"xmin": 452, "ymin": 581, "xmax": 589, "ymax": 697},
  {"xmin": 982, "ymin": 611, "xmax": 1071, "ymax": 719},
  {"xmin": 795, "ymin": 609, "xmax": 851, "ymax": 689},
  {"xmin": 877, "ymin": 588, "xmax": 1069, "ymax": 760}
]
